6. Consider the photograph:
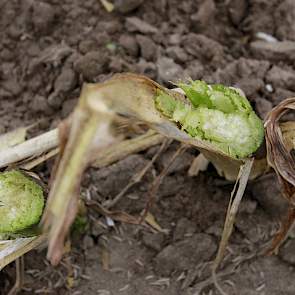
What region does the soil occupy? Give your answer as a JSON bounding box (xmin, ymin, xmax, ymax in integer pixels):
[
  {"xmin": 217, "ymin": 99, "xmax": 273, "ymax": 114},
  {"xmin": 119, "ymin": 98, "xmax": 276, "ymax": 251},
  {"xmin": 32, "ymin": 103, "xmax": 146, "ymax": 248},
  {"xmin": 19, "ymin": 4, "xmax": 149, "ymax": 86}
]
[{"xmin": 1, "ymin": 0, "xmax": 295, "ymax": 294}]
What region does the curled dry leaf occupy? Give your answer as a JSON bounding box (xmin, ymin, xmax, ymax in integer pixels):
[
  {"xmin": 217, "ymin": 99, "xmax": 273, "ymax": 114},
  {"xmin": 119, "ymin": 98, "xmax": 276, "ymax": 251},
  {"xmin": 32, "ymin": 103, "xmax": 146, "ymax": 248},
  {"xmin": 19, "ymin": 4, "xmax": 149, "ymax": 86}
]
[
  {"xmin": 265, "ymin": 97, "xmax": 295, "ymax": 253},
  {"xmin": 265, "ymin": 97, "xmax": 295, "ymax": 199}
]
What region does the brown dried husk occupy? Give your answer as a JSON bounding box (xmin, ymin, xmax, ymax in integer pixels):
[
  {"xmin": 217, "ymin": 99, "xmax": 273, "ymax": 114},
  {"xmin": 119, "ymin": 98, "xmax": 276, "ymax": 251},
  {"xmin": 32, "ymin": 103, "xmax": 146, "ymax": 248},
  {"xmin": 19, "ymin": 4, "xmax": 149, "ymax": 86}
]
[{"xmin": 265, "ymin": 97, "xmax": 295, "ymax": 254}]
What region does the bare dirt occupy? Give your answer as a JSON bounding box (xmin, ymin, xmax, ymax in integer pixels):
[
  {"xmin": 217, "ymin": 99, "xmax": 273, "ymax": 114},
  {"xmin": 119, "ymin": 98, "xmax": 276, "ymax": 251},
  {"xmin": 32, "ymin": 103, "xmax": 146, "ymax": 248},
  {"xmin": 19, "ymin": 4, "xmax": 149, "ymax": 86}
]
[{"xmin": 1, "ymin": 0, "xmax": 295, "ymax": 294}]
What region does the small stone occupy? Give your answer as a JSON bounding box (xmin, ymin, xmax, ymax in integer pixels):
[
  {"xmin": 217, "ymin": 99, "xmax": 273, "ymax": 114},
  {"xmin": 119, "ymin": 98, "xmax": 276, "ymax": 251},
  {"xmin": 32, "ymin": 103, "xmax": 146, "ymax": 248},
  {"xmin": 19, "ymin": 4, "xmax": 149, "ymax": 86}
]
[
  {"xmin": 265, "ymin": 84, "xmax": 273, "ymax": 92},
  {"xmin": 157, "ymin": 57, "xmax": 183, "ymax": 83},
  {"xmin": 114, "ymin": 0, "xmax": 144, "ymax": 13},
  {"xmin": 136, "ymin": 35, "xmax": 157, "ymax": 61},
  {"xmin": 119, "ymin": 35, "xmax": 139, "ymax": 57}
]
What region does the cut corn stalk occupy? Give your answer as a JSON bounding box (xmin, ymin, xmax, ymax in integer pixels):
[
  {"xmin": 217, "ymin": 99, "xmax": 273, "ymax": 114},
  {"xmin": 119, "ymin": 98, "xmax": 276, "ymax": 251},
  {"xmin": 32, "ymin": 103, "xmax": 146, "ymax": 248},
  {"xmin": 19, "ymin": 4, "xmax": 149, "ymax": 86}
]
[{"xmin": 41, "ymin": 73, "xmax": 267, "ymax": 266}]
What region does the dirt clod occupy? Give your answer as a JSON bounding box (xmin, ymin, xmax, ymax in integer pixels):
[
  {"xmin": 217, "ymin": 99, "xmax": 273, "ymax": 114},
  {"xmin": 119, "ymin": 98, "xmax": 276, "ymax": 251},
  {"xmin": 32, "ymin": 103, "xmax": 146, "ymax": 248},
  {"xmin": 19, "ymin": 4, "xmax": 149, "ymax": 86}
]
[
  {"xmin": 154, "ymin": 234, "xmax": 217, "ymax": 276},
  {"xmin": 280, "ymin": 239, "xmax": 295, "ymax": 265},
  {"xmin": 136, "ymin": 35, "xmax": 157, "ymax": 61},
  {"xmin": 157, "ymin": 57, "xmax": 183, "ymax": 83},
  {"xmin": 119, "ymin": 34, "xmax": 139, "ymax": 57},
  {"xmin": 251, "ymin": 40, "xmax": 295, "ymax": 62},
  {"xmin": 126, "ymin": 17, "xmax": 158, "ymax": 34},
  {"xmin": 191, "ymin": 0, "xmax": 216, "ymax": 29},
  {"xmin": 275, "ymin": 0, "xmax": 295, "ymax": 41},
  {"xmin": 32, "ymin": 1, "xmax": 56, "ymax": 34},
  {"xmin": 228, "ymin": 0, "xmax": 248, "ymax": 26},
  {"xmin": 75, "ymin": 51, "xmax": 109, "ymax": 81}
]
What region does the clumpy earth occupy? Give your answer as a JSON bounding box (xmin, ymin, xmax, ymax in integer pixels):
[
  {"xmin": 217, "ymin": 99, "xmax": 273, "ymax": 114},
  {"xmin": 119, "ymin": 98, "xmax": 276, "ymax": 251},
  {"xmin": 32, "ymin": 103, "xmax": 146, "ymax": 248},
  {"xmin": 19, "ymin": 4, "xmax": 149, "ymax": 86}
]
[{"xmin": 1, "ymin": 0, "xmax": 295, "ymax": 294}]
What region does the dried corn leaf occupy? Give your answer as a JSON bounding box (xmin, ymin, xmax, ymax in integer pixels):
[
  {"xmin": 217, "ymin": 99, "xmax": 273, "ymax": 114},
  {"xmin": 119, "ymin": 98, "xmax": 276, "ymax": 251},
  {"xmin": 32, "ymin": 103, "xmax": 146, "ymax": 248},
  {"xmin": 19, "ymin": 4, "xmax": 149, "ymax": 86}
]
[
  {"xmin": 144, "ymin": 212, "xmax": 165, "ymax": 233},
  {"xmin": 0, "ymin": 129, "xmax": 59, "ymax": 169},
  {"xmin": 265, "ymin": 97, "xmax": 295, "ymax": 196},
  {"xmin": 213, "ymin": 158, "xmax": 254, "ymax": 271},
  {"xmin": 188, "ymin": 153, "xmax": 209, "ymax": 176},
  {"xmin": 0, "ymin": 235, "xmax": 46, "ymax": 270},
  {"xmin": 100, "ymin": 0, "xmax": 114, "ymax": 12},
  {"xmin": 265, "ymin": 97, "xmax": 295, "ymax": 253}
]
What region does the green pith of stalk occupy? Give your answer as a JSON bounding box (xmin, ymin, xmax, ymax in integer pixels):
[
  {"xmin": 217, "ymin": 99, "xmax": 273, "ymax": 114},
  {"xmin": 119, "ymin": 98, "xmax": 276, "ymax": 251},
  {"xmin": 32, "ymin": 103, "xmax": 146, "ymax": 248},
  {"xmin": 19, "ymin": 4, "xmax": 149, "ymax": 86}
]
[
  {"xmin": 155, "ymin": 80, "xmax": 264, "ymax": 159},
  {"xmin": 0, "ymin": 170, "xmax": 44, "ymax": 235}
]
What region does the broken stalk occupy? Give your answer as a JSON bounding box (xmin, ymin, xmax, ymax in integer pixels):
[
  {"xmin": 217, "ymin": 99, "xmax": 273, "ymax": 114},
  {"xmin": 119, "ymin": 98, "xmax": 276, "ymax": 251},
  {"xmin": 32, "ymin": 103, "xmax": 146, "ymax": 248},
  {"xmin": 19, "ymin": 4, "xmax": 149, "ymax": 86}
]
[{"xmin": 42, "ymin": 73, "xmax": 266, "ymax": 269}]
